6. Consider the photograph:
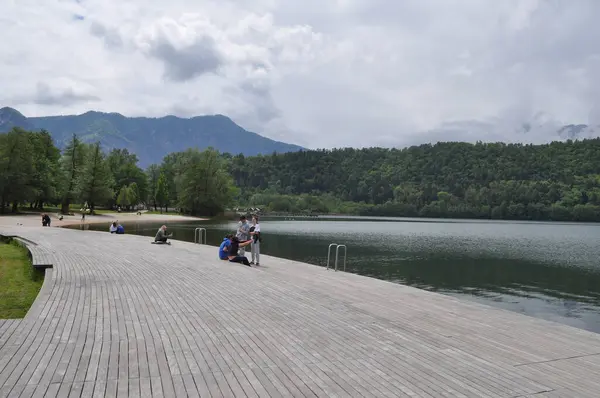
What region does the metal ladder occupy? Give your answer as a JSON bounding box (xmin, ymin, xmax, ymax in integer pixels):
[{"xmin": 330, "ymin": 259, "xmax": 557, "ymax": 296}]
[
  {"xmin": 194, "ymin": 228, "xmax": 207, "ymax": 244},
  {"xmin": 326, "ymin": 243, "xmax": 347, "ymax": 272}
]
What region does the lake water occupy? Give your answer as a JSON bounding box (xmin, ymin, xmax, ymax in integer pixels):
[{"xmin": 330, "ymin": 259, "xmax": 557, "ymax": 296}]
[{"xmin": 84, "ymin": 217, "xmax": 600, "ymax": 333}]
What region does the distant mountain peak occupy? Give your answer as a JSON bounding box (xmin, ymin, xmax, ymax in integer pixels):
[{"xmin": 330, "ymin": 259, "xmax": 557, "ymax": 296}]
[
  {"xmin": 0, "ymin": 106, "xmax": 32, "ymax": 130},
  {"xmin": 0, "ymin": 106, "xmax": 25, "ymax": 116}
]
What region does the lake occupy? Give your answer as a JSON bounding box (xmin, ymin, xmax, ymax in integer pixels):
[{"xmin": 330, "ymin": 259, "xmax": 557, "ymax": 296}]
[{"xmin": 83, "ymin": 216, "xmax": 600, "ymax": 334}]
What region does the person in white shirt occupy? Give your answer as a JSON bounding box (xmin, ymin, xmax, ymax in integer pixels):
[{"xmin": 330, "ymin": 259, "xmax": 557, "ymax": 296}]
[
  {"xmin": 250, "ymin": 215, "xmax": 261, "ymax": 265},
  {"xmin": 109, "ymin": 222, "xmax": 118, "ymax": 233}
]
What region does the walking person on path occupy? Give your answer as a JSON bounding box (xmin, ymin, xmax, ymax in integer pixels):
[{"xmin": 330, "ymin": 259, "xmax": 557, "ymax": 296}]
[{"xmin": 250, "ymin": 215, "xmax": 261, "ymax": 266}]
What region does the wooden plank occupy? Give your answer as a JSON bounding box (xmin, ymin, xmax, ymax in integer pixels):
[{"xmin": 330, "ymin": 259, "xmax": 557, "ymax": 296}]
[{"xmin": 2, "ymin": 226, "xmax": 600, "ymax": 397}]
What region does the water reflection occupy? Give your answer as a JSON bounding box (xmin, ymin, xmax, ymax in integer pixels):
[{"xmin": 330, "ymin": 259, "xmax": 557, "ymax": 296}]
[{"xmin": 82, "ymin": 217, "xmax": 600, "ymax": 333}]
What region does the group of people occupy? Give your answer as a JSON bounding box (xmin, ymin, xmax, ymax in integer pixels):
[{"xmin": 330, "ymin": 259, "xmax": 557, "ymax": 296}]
[
  {"xmin": 109, "ymin": 221, "xmax": 125, "ymax": 234},
  {"xmin": 219, "ymin": 215, "xmax": 261, "ymax": 266}
]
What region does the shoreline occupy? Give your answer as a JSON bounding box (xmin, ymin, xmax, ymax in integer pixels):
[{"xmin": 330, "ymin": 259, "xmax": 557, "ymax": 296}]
[{"xmin": 0, "ymin": 212, "xmax": 208, "ymax": 228}]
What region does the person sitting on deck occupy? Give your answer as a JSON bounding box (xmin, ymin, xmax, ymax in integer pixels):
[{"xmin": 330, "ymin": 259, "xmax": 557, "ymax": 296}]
[
  {"xmin": 109, "ymin": 222, "xmax": 118, "ymax": 233},
  {"xmin": 154, "ymin": 225, "xmax": 172, "ymax": 244},
  {"xmin": 227, "ymin": 236, "xmax": 253, "ymax": 266},
  {"xmin": 219, "ymin": 234, "xmax": 234, "ymax": 260},
  {"xmin": 116, "ymin": 224, "xmax": 125, "ymax": 234}
]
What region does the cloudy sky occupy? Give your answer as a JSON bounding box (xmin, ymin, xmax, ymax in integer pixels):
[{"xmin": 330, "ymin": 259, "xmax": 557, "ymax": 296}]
[{"xmin": 2, "ymin": 0, "xmax": 600, "ymax": 149}]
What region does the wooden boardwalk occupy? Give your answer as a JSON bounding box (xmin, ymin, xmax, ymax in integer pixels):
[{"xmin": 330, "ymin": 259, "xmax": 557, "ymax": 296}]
[{"xmin": 1, "ymin": 226, "xmax": 600, "ymax": 397}]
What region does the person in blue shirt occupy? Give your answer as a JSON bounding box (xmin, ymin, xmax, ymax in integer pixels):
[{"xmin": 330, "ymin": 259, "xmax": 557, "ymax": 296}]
[
  {"xmin": 219, "ymin": 235, "xmax": 233, "ymax": 260},
  {"xmin": 116, "ymin": 224, "xmax": 125, "ymax": 234}
]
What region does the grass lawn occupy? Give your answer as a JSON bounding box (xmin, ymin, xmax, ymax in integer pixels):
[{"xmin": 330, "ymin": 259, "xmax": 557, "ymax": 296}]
[{"xmin": 0, "ymin": 241, "xmax": 44, "ymax": 318}]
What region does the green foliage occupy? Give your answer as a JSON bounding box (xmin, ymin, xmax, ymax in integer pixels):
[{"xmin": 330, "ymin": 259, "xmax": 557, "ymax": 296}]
[
  {"xmin": 0, "ymin": 128, "xmax": 63, "ymax": 213},
  {"xmin": 59, "ymin": 134, "xmax": 86, "ymax": 214},
  {"xmin": 228, "ymin": 140, "xmax": 600, "ymax": 221},
  {"xmin": 106, "ymin": 149, "xmax": 148, "ymax": 209},
  {"xmin": 29, "ymin": 130, "xmax": 61, "ymax": 208},
  {"xmin": 5, "ymin": 125, "xmax": 600, "ymax": 222},
  {"xmin": 0, "ymin": 128, "xmax": 35, "ymax": 213},
  {"xmin": 116, "ymin": 184, "xmax": 138, "ymax": 209},
  {"xmin": 175, "ymin": 148, "xmax": 238, "ymax": 216},
  {"xmin": 154, "ymin": 171, "xmax": 169, "ymax": 212},
  {"xmin": 75, "ymin": 142, "xmax": 114, "ymax": 212},
  {"xmin": 146, "ymin": 164, "xmax": 160, "ymax": 210}
]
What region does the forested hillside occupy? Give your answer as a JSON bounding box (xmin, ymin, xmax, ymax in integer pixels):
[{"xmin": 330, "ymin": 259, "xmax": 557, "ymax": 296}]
[
  {"xmin": 0, "ymin": 128, "xmax": 236, "ymax": 216},
  {"xmin": 2, "ymin": 125, "xmax": 600, "ymax": 221},
  {"xmin": 229, "ymin": 140, "xmax": 600, "ymax": 221}
]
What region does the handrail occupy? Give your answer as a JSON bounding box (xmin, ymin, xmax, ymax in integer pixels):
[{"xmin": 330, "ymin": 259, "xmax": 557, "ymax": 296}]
[
  {"xmin": 194, "ymin": 228, "xmax": 207, "ymax": 244},
  {"xmin": 335, "ymin": 245, "xmax": 347, "ymax": 272},
  {"xmin": 326, "ymin": 243, "xmax": 348, "ymax": 272},
  {"xmin": 326, "ymin": 243, "xmax": 337, "ymax": 270}
]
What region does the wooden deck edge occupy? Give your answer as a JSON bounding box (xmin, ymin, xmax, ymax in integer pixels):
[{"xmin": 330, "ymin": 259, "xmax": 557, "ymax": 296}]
[
  {"xmin": 0, "ymin": 234, "xmax": 55, "ymax": 322},
  {"xmin": 23, "ymin": 268, "xmax": 54, "ymax": 321},
  {"xmin": 9, "ymin": 236, "xmax": 53, "ymax": 269}
]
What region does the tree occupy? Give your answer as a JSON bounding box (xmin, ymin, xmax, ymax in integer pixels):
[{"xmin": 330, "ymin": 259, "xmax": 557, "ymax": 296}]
[
  {"xmin": 146, "ymin": 164, "xmax": 160, "ymax": 210},
  {"xmin": 155, "ymin": 172, "xmax": 169, "ymax": 213},
  {"xmin": 59, "ymin": 134, "xmax": 86, "ymax": 214},
  {"xmin": 76, "ymin": 142, "xmax": 114, "ymax": 213},
  {"xmin": 177, "ymin": 149, "xmax": 238, "ymax": 216},
  {"xmin": 0, "ymin": 128, "xmax": 35, "ymax": 213},
  {"xmin": 29, "ymin": 130, "xmax": 61, "ymax": 209},
  {"xmin": 116, "ymin": 185, "xmax": 133, "ymax": 209},
  {"xmin": 107, "ymin": 148, "xmax": 148, "ymax": 209}
]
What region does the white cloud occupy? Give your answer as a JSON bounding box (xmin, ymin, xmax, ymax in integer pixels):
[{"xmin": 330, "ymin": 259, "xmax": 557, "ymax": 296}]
[{"xmin": 2, "ymin": 0, "xmax": 600, "ymax": 149}]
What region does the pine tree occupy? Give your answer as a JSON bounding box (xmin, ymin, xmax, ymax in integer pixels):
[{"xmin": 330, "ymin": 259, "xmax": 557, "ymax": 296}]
[
  {"xmin": 29, "ymin": 130, "xmax": 61, "ymax": 209},
  {"xmin": 0, "ymin": 128, "xmax": 35, "ymax": 213},
  {"xmin": 76, "ymin": 142, "xmax": 114, "ymax": 213},
  {"xmin": 60, "ymin": 134, "xmax": 86, "ymax": 214},
  {"xmin": 146, "ymin": 164, "xmax": 160, "ymax": 211},
  {"xmin": 155, "ymin": 172, "xmax": 169, "ymax": 213}
]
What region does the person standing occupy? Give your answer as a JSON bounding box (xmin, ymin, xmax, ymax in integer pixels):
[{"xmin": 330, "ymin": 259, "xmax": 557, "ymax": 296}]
[
  {"xmin": 236, "ymin": 216, "xmax": 250, "ymax": 255},
  {"xmin": 250, "ymin": 215, "xmax": 261, "ymax": 266}
]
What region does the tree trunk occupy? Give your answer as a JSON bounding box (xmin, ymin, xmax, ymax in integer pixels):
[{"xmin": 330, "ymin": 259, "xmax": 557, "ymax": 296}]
[
  {"xmin": 61, "ymin": 200, "xmax": 70, "ymax": 215},
  {"xmin": 12, "ymin": 201, "xmax": 18, "ymax": 213}
]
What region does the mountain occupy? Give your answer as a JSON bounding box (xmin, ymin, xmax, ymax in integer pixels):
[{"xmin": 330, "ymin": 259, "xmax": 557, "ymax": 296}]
[
  {"xmin": 558, "ymin": 124, "xmax": 598, "ymax": 140},
  {"xmin": 0, "ymin": 107, "xmax": 304, "ymax": 167},
  {"xmin": 0, "ymin": 107, "xmax": 34, "ymax": 131}
]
